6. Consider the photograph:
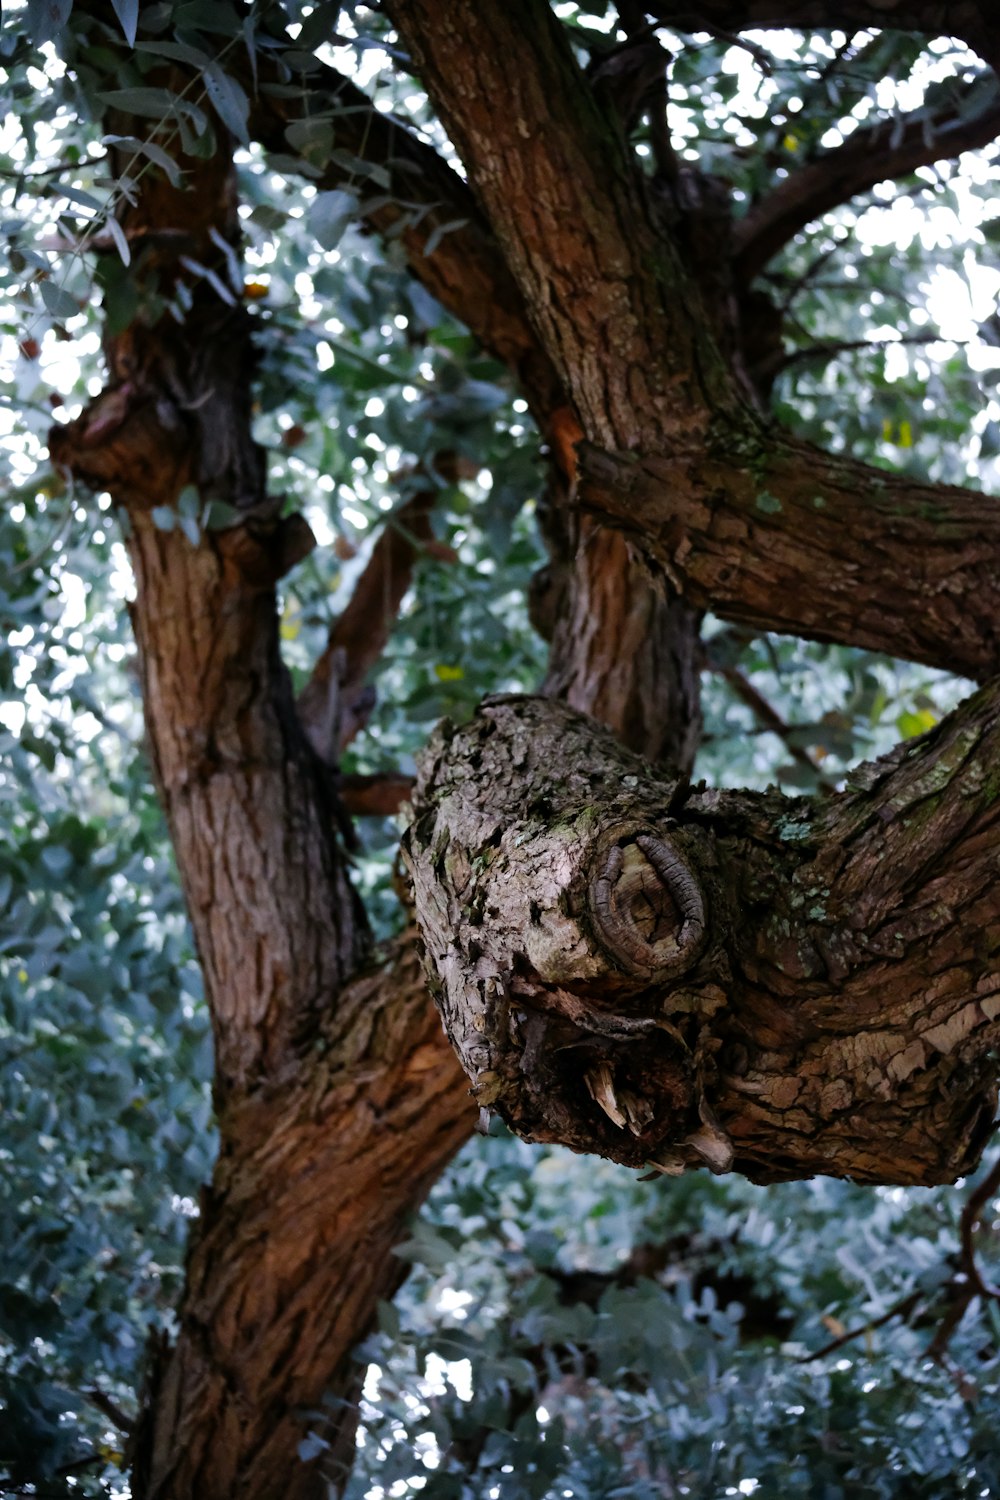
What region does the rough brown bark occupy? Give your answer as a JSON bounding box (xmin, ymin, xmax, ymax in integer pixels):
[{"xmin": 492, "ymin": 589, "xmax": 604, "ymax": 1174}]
[
  {"xmin": 46, "ymin": 7, "xmax": 1000, "ymax": 1497},
  {"xmin": 543, "ymin": 524, "xmax": 703, "ymax": 769},
  {"xmin": 582, "ymin": 437, "xmax": 1000, "ymax": 680},
  {"xmin": 405, "ymin": 694, "xmax": 1000, "ymax": 1187},
  {"xmin": 386, "ymin": 0, "xmax": 732, "ymax": 450},
  {"xmin": 131, "ymin": 941, "xmax": 468, "ymax": 1499},
  {"xmin": 50, "ymin": 118, "xmax": 473, "ymax": 1500}
]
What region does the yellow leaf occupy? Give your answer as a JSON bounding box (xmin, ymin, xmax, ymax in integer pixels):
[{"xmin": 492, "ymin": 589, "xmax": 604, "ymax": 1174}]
[
  {"xmin": 783, "ymin": 133, "xmax": 799, "ymax": 151},
  {"xmin": 898, "ymin": 419, "xmax": 913, "ymax": 448},
  {"xmin": 897, "ymin": 707, "xmax": 937, "ymax": 739},
  {"xmin": 434, "ymin": 664, "xmax": 464, "ymax": 682},
  {"xmin": 280, "ymin": 598, "xmax": 301, "ymax": 642}
]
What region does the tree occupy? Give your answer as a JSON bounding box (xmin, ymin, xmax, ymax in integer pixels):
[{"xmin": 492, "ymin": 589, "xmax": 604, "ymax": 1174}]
[{"xmin": 2, "ymin": 1, "xmax": 1000, "ymax": 1496}]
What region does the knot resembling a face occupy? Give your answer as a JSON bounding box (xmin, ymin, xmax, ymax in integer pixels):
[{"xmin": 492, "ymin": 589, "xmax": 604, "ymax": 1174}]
[{"xmin": 588, "ymin": 828, "xmax": 706, "ymax": 982}]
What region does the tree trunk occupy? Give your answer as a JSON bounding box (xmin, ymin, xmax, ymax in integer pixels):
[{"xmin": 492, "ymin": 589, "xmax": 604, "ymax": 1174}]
[
  {"xmin": 50, "ymin": 119, "xmax": 474, "ymax": 1500},
  {"xmin": 47, "ymin": 4, "xmax": 1000, "ymax": 1494},
  {"xmin": 131, "ymin": 941, "xmax": 469, "ymax": 1499}
]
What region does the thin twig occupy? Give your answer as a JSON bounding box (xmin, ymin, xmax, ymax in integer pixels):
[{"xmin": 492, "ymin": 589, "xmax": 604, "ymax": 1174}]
[
  {"xmin": 796, "ymin": 1290, "xmax": 923, "ymax": 1363},
  {"xmin": 85, "ymin": 1385, "xmax": 135, "ymax": 1435},
  {"xmin": 960, "ymin": 1152, "xmax": 1000, "ymax": 1302},
  {"xmin": 706, "ymin": 654, "xmax": 836, "ymax": 792}
]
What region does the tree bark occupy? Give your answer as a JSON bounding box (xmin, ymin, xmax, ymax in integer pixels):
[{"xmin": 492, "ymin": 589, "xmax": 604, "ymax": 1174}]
[
  {"xmin": 50, "ymin": 115, "xmax": 474, "ymax": 1500},
  {"xmin": 46, "ymin": 7, "xmax": 1000, "ymax": 1496},
  {"xmin": 582, "ymin": 437, "xmax": 1000, "ymax": 681},
  {"xmin": 405, "ymin": 694, "xmax": 1000, "ymax": 1186},
  {"xmin": 131, "ymin": 941, "xmax": 469, "ymax": 1499}
]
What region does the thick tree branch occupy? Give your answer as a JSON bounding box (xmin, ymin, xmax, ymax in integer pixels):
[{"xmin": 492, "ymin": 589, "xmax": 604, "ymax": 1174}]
[
  {"xmin": 49, "ymin": 125, "xmax": 364, "ymax": 1097},
  {"xmin": 734, "ymin": 75, "xmax": 1000, "ymax": 283},
  {"xmin": 253, "ymin": 13, "xmax": 711, "ymax": 768},
  {"xmin": 581, "ymin": 434, "xmax": 1000, "ymax": 680},
  {"xmin": 339, "ymin": 771, "xmax": 415, "ymax": 817},
  {"xmin": 406, "ymin": 693, "xmax": 1000, "ymax": 1186},
  {"xmin": 386, "ymin": 0, "xmax": 731, "ymax": 449},
  {"xmin": 133, "ymin": 939, "xmax": 470, "ymax": 1500},
  {"xmin": 49, "ymin": 101, "xmax": 473, "ymax": 1500}
]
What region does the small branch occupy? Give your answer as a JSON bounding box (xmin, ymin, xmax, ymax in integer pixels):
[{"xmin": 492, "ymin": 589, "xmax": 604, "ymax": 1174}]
[
  {"xmin": 706, "ymin": 653, "xmax": 836, "ymax": 791},
  {"xmin": 85, "ymin": 1386, "xmax": 134, "ymax": 1435},
  {"xmin": 339, "ymin": 771, "xmax": 415, "ymax": 817},
  {"xmin": 960, "ymin": 1150, "xmax": 1000, "ymax": 1302},
  {"xmin": 770, "ymin": 332, "xmax": 952, "ymax": 380},
  {"xmin": 734, "ymin": 76, "xmax": 1000, "ymax": 283},
  {"xmin": 643, "ymin": 3, "xmax": 997, "ymax": 69},
  {"xmin": 796, "ymin": 1289, "xmax": 924, "ymax": 1363},
  {"xmin": 298, "ymin": 459, "xmax": 459, "ymax": 763},
  {"xmin": 696, "ymin": 25, "xmax": 773, "ymax": 74}
]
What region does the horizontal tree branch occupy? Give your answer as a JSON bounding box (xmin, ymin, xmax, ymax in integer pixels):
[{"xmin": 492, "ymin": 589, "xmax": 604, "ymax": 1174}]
[
  {"xmin": 339, "ymin": 771, "xmax": 415, "ymax": 817},
  {"xmin": 734, "ymin": 74, "xmax": 1000, "ymax": 283},
  {"xmin": 406, "ymin": 692, "xmax": 1000, "ymax": 1186},
  {"xmin": 581, "ymin": 433, "xmax": 1000, "ymax": 680},
  {"xmin": 643, "ymin": 2, "xmax": 998, "ymax": 69}
]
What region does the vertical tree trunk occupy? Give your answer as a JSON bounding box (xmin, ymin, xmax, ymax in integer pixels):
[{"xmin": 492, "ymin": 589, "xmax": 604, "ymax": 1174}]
[{"xmin": 50, "ymin": 120, "xmax": 474, "ymax": 1500}]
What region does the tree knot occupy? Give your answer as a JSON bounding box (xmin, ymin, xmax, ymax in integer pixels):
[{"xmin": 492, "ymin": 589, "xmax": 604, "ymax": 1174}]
[{"xmin": 588, "ymin": 826, "xmax": 705, "ymax": 981}]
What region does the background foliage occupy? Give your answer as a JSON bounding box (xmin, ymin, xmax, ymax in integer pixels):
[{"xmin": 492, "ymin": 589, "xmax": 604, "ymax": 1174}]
[{"xmin": 1, "ymin": 2, "xmax": 999, "ymax": 1495}]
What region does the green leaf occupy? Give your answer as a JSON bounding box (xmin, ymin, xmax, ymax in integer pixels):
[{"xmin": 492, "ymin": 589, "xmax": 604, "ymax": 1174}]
[
  {"xmin": 424, "ymin": 217, "xmax": 469, "ymax": 258},
  {"xmin": 201, "ymin": 63, "xmax": 250, "ymax": 145},
  {"xmin": 26, "ymin": 0, "xmax": 73, "ymax": 44},
  {"xmin": 308, "ymin": 189, "xmax": 359, "ymax": 252},
  {"xmin": 202, "ymin": 499, "xmax": 240, "ymax": 531},
  {"xmin": 178, "ymin": 515, "xmax": 201, "ymax": 547},
  {"xmin": 110, "ymin": 0, "xmax": 139, "ymax": 47},
  {"xmin": 150, "ymin": 506, "xmax": 176, "ymax": 532},
  {"xmin": 98, "ymin": 87, "xmax": 181, "ymax": 118},
  {"xmin": 39, "ymin": 280, "xmax": 78, "ymax": 321},
  {"xmin": 56, "ymin": 185, "xmax": 102, "ymax": 216},
  {"xmin": 102, "ymin": 135, "xmax": 183, "ymax": 188},
  {"xmin": 284, "ymin": 117, "xmax": 334, "ymax": 169},
  {"xmin": 106, "ymin": 216, "xmax": 131, "ymax": 268},
  {"xmin": 176, "ymin": 484, "xmax": 200, "ymax": 519}
]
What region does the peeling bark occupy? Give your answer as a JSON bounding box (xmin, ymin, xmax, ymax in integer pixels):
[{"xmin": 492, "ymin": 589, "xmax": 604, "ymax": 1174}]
[{"xmin": 405, "ymin": 695, "xmax": 1000, "ymax": 1186}]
